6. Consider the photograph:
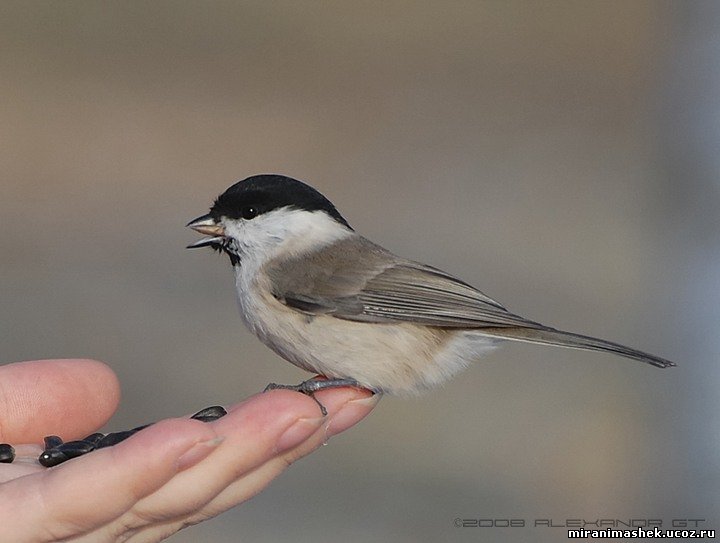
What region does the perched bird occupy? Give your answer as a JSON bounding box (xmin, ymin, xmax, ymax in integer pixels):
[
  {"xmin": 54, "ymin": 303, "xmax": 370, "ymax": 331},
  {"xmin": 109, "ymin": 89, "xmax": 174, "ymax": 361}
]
[{"xmin": 187, "ymin": 174, "xmax": 675, "ymax": 402}]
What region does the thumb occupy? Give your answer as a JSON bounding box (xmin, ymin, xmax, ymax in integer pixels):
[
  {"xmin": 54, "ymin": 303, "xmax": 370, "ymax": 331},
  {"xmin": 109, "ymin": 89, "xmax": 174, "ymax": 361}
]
[{"xmin": 0, "ymin": 359, "xmax": 120, "ymax": 443}]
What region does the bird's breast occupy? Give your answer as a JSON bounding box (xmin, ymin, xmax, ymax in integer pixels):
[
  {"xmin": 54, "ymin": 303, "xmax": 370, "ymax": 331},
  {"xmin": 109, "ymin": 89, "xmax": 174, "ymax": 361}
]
[{"xmin": 233, "ymin": 265, "xmax": 497, "ymax": 394}]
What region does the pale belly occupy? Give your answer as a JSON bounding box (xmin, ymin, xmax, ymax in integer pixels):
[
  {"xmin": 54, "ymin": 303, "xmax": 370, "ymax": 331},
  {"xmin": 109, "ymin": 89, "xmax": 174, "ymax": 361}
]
[{"xmin": 237, "ymin": 285, "xmax": 499, "ymax": 395}]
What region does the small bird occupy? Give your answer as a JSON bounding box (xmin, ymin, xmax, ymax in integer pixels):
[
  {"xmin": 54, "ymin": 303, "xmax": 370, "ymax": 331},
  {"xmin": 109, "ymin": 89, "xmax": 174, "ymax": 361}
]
[{"xmin": 187, "ymin": 174, "xmax": 675, "ymax": 401}]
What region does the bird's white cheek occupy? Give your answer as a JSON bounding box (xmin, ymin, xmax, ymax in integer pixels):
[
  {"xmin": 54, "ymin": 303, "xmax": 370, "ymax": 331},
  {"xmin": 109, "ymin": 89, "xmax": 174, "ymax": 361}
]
[
  {"xmin": 223, "ymin": 221, "xmax": 260, "ymax": 258},
  {"xmin": 224, "ymin": 208, "xmax": 354, "ymax": 267}
]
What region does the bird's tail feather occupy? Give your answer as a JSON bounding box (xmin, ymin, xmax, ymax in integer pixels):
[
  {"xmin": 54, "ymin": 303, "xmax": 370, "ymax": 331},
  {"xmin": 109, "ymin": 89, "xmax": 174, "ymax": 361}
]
[{"xmin": 478, "ymin": 326, "xmax": 676, "ymax": 368}]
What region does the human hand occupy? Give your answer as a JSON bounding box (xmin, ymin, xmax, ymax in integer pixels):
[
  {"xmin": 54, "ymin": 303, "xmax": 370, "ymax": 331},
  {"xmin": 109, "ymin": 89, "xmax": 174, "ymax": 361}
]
[{"xmin": 0, "ymin": 359, "xmax": 378, "ymax": 542}]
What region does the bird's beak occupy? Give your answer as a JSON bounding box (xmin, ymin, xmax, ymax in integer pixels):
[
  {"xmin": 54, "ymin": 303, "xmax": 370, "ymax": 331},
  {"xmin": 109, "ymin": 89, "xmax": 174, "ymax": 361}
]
[{"xmin": 186, "ymin": 214, "xmax": 226, "ymax": 248}]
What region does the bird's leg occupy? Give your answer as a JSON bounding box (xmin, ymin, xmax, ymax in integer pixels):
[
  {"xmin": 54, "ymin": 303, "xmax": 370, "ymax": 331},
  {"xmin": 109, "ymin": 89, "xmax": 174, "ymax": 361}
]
[{"xmin": 264, "ymin": 378, "xmax": 367, "ymax": 416}]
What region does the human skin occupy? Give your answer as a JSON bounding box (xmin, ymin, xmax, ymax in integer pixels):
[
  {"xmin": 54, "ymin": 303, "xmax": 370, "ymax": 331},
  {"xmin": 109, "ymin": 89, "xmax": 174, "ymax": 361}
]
[{"xmin": 0, "ymin": 359, "xmax": 378, "ymax": 542}]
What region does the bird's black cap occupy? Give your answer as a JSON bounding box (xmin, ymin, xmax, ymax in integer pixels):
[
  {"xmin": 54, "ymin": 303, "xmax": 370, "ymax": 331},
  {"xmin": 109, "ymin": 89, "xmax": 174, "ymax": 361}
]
[{"xmin": 210, "ymin": 174, "xmax": 352, "ymax": 229}]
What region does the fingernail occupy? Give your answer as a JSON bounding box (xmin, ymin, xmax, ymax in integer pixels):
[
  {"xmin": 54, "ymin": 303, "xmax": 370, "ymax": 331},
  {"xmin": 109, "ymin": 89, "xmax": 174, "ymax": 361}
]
[
  {"xmin": 347, "ymin": 394, "xmax": 382, "ymax": 408},
  {"xmin": 176, "ymin": 436, "xmax": 225, "ymax": 471},
  {"xmin": 325, "ymin": 394, "xmax": 381, "ymax": 439},
  {"xmin": 276, "ymin": 416, "xmax": 325, "ymax": 453}
]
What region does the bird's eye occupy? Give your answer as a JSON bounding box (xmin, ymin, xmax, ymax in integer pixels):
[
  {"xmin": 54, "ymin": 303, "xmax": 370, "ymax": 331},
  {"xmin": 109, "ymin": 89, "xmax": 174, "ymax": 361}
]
[{"xmin": 241, "ymin": 206, "xmax": 259, "ymax": 220}]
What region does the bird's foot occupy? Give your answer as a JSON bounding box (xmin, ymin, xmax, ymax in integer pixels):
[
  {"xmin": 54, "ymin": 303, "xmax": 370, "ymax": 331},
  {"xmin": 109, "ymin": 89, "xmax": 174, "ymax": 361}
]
[{"xmin": 263, "ymin": 378, "xmax": 366, "ymax": 416}]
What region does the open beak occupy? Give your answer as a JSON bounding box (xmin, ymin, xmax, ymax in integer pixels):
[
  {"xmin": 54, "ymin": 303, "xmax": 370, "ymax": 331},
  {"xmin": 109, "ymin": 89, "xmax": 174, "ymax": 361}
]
[{"xmin": 186, "ymin": 214, "xmax": 226, "ymax": 248}]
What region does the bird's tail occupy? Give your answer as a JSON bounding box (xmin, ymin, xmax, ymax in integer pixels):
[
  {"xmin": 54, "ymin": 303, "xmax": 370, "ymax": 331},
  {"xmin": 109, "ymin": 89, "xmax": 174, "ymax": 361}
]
[{"xmin": 477, "ymin": 326, "xmax": 676, "ymax": 368}]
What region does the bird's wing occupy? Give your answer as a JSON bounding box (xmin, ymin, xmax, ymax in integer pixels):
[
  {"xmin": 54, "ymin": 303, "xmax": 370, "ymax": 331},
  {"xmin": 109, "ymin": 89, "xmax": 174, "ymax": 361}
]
[
  {"xmin": 265, "ymin": 235, "xmax": 545, "ymax": 329},
  {"xmin": 266, "ymin": 235, "xmax": 677, "ymax": 368}
]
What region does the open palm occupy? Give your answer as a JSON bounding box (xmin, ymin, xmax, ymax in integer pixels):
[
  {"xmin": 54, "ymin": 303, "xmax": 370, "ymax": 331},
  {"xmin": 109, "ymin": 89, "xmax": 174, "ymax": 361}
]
[{"xmin": 0, "ymin": 359, "xmax": 377, "ymax": 542}]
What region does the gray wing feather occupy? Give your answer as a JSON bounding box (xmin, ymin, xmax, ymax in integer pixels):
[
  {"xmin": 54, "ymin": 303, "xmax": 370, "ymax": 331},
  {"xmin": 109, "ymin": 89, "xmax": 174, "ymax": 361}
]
[
  {"xmin": 266, "ymin": 235, "xmax": 545, "ymax": 329},
  {"xmin": 266, "ymin": 235, "xmax": 676, "ymax": 368}
]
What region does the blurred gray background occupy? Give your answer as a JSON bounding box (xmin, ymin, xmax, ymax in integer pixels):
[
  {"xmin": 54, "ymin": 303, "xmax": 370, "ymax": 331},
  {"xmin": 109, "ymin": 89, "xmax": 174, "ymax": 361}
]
[{"xmin": 2, "ymin": 1, "xmax": 719, "ymax": 541}]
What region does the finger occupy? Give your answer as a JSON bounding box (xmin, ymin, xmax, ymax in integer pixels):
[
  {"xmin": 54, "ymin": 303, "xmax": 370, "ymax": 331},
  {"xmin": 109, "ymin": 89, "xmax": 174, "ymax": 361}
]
[
  {"xmin": 0, "ymin": 418, "xmax": 220, "ymax": 542},
  {"xmin": 187, "ymin": 388, "xmax": 379, "ymax": 520},
  {"xmin": 0, "ymin": 444, "xmax": 45, "ymax": 482},
  {"xmin": 124, "ymin": 390, "xmax": 330, "ymax": 525},
  {"xmin": 0, "ymin": 359, "xmax": 120, "ymax": 443},
  {"xmin": 131, "ymin": 387, "xmax": 378, "ymax": 533}
]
